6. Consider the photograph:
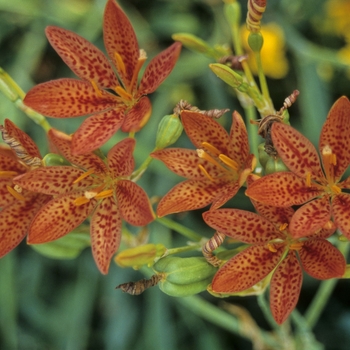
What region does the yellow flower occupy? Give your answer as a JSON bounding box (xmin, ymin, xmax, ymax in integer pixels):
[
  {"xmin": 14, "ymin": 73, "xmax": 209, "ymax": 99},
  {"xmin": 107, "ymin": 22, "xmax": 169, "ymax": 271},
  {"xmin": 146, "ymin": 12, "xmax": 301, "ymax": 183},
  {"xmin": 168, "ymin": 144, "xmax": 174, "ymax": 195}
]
[
  {"xmin": 322, "ymin": 0, "xmax": 350, "ymax": 37},
  {"xmin": 241, "ymin": 22, "xmax": 289, "ymax": 79}
]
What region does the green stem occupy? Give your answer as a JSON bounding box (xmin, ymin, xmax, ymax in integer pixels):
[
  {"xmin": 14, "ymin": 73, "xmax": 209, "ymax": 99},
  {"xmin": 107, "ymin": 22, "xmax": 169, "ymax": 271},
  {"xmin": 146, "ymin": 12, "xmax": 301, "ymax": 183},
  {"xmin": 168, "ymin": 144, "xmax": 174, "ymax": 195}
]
[
  {"xmin": 243, "ymin": 105, "xmax": 260, "ymax": 164},
  {"xmin": 304, "ymin": 240, "xmax": 350, "ymax": 329},
  {"xmin": 131, "ymin": 154, "xmax": 154, "ymax": 181},
  {"xmin": 165, "ymin": 243, "xmax": 202, "ymax": 256},
  {"xmin": 156, "ymin": 217, "xmax": 203, "ymax": 242},
  {"xmin": 254, "ymin": 51, "xmax": 271, "ymax": 104},
  {"xmin": 0, "ymin": 67, "xmax": 51, "ymax": 132}
]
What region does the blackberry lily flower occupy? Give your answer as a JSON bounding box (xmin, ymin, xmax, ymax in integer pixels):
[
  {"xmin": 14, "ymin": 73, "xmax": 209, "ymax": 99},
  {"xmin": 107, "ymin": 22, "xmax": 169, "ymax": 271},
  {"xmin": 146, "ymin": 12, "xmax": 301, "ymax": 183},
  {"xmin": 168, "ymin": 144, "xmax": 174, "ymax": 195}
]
[
  {"xmin": 246, "ymin": 96, "xmax": 350, "ymax": 238},
  {"xmin": 24, "ymin": 0, "xmax": 181, "ymax": 155}
]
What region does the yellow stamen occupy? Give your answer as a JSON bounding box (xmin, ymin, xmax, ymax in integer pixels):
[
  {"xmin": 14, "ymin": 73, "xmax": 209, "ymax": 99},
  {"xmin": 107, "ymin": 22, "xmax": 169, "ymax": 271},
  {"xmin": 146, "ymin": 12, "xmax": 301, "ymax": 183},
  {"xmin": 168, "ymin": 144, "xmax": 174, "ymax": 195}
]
[
  {"xmin": 0, "ymin": 170, "xmax": 18, "ymax": 178},
  {"xmin": 73, "ymin": 196, "xmax": 91, "ymax": 206},
  {"xmin": 115, "ymin": 86, "xmax": 133, "ymax": 101},
  {"xmin": 127, "ymin": 50, "xmax": 147, "ymax": 92},
  {"xmin": 94, "ymin": 189, "xmax": 114, "ymax": 199},
  {"xmin": 218, "ymin": 154, "xmax": 239, "ymax": 171},
  {"xmin": 306, "ymin": 172, "xmax": 312, "ymax": 187},
  {"xmin": 73, "ymin": 169, "xmax": 95, "ymax": 184},
  {"xmin": 330, "ymin": 184, "xmax": 342, "ymax": 194},
  {"xmin": 201, "ymin": 142, "xmax": 221, "ymax": 156},
  {"xmin": 6, "ymin": 185, "xmax": 26, "ymax": 201},
  {"xmin": 198, "ymin": 164, "xmax": 215, "ymax": 182},
  {"xmin": 89, "ymin": 80, "xmax": 104, "ymax": 98},
  {"xmin": 197, "ymin": 149, "xmax": 227, "ymax": 173},
  {"xmin": 279, "ymin": 223, "xmax": 288, "ymax": 231},
  {"xmin": 290, "ymin": 241, "xmax": 304, "ymax": 250},
  {"xmin": 322, "ymin": 145, "xmax": 335, "ymax": 185},
  {"xmin": 323, "ymin": 220, "xmax": 335, "ymax": 230},
  {"xmin": 114, "ymin": 52, "xmax": 126, "ymax": 76},
  {"xmin": 267, "ymin": 243, "xmax": 277, "ymax": 253}
]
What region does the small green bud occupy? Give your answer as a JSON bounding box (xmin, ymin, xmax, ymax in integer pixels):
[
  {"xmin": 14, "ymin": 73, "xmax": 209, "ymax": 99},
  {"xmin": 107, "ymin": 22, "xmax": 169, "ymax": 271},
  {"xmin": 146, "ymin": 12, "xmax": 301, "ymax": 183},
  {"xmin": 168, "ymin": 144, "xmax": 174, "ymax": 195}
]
[
  {"xmin": 155, "ymin": 114, "xmax": 183, "ymax": 150},
  {"xmin": 158, "ymin": 277, "xmax": 213, "ymax": 297},
  {"xmin": 43, "ymin": 153, "xmax": 70, "ymax": 166},
  {"xmin": 258, "ymin": 142, "xmax": 269, "ymax": 168},
  {"xmin": 172, "ymin": 33, "xmax": 213, "ymax": 55},
  {"xmin": 265, "ymin": 156, "xmax": 289, "ymax": 174},
  {"xmin": 209, "ymin": 63, "xmax": 244, "ymax": 89},
  {"xmin": 248, "ymin": 32, "xmax": 264, "ymax": 52}
]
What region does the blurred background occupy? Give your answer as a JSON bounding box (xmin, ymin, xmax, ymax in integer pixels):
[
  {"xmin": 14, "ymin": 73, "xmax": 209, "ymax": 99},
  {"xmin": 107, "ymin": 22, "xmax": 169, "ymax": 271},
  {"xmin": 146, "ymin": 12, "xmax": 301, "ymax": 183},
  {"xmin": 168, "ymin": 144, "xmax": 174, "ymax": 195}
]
[{"xmin": 1, "ymin": 0, "xmax": 350, "ymax": 349}]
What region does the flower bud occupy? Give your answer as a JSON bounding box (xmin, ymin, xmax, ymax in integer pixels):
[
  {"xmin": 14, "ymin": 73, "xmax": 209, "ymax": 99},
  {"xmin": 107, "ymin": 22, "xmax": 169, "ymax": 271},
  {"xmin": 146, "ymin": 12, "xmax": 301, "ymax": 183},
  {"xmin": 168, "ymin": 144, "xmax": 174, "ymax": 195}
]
[
  {"xmin": 158, "ymin": 278, "xmax": 214, "ymax": 297},
  {"xmin": 42, "ymin": 153, "xmax": 70, "ymax": 166},
  {"xmin": 209, "ymin": 63, "xmax": 244, "ymax": 89},
  {"xmin": 248, "ymin": 32, "xmax": 264, "ymax": 53},
  {"xmin": 172, "ymin": 33, "xmax": 213, "ymax": 55},
  {"xmin": 114, "ymin": 243, "xmax": 166, "ymax": 269},
  {"xmin": 155, "ymin": 114, "xmax": 183, "ymax": 150},
  {"xmin": 224, "ymin": 1, "xmax": 241, "ymax": 30},
  {"xmin": 264, "ymin": 156, "xmax": 289, "ymax": 175}
]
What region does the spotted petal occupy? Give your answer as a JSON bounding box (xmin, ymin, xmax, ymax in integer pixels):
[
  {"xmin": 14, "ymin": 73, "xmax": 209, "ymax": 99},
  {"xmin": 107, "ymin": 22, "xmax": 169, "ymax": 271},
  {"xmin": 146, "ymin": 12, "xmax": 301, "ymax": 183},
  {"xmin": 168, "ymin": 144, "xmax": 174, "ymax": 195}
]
[
  {"xmin": 319, "ymin": 96, "xmax": 350, "ymax": 181},
  {"xmin": 289, "ymin": 196, "xmax": 331, "ymax": 238},
  {"xmin": 103, "ymin": 0, "xmax": 139, "ymax": 88},
  {"xmin": 156, "ymin": 179, "xmax": 222, "ymax": 217},
  {"xmin": 24, "ymin": 79, "xmax": 118, "ymax": 118},
  {"xmin": 181, "ymin": 111, "xmax": 231, "ymax": 153},
  {"xmin": 13, "ymin": 167, "xmax": 95, "ymax": 195},
  {"xmin": 71, "ymin": 108, "xmax": 125, "ymax": 155},
  {"xmin": 0, "ymin": 193, "xmax": 44, "ymax": 258},
  {"xmin": 138, "ymin": 42, "xmax": 182, "ymax": 97},
  {"xmin": 245, "ymin": 172, "xmax": 323, "ymax": 207},
  {"xmin": 107, "ymin": 138, "xmax": 135, "ymax": 177},
  {"xmin": 203, "ymin": 209, "xmax": 284, "ymax": 244},
  {"xmin": 28, "ymin": 191, "xmax": 96, "ymax": 243},
  {"xmin": 211, "ymin": 245, "xmax": 285, "ymax": 293},
  {"xmin": 91, "ymin": 196, "xmax": 122, "ymax": 274},
  {"xmin": 121, "ymin": 97, "xmax": 152, "ymax": 133},
  {"xmin": 299, "ymin": 239, "xmax": 346, "ymax": 279},
  {"xmin": 45, "ymin": 26, "xmax": 119, "ymax": 89},
  {"xmin": 271, "ymin": 123, "xmax": 324, "ymax": 180},
  {"xmin": 270, "ymin": 251, "xmax": 302, "ymax": 325},
  {"xmin": 48, "ymin": 129, "xmax": 107, "ymax": 174},
  {"xmin": 332, "ymin": 193, "xmax": 350, "ymax": 239},
  {"xmin": 211, "ymin": 181, "xmax": 240, "ymax": 209},
  {"xmin": 116, "ymin": 180, "xmax": 154, "ymax": 226}
]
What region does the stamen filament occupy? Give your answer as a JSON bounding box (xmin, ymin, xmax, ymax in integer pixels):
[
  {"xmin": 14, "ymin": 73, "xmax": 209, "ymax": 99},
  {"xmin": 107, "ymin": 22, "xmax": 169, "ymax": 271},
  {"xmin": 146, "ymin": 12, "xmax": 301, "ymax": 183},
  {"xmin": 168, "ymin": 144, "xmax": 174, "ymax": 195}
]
[
  {"xmin": 279, "ymin": 223, "xmax": 288, "ymax": 231},
  {"xmin": 114, "ymin": 52, "xmax": 126, "ymax": 76},
  {"xmin": 267, "ymin": 243, "xmax": 277, "ymax": 253},
  {"xmin": 89, "ymin": 80, "xmax": 104, "ymax": 98},
  {"xmin": 197, "ymin": 149, "xmax": 227, "ymax": 173},
  {"xmin": 306, "ymin": 172, "xmax": 312, "ymax": 187},
  {"xmin": 94, "ymin": 189, "xmax": 114, "ymax": 199},
  {"xmin": 6, "ymin": 185, "xmax": 26, "ymax": 201},
  {"xmin": 73, "ymin": 169, "xmax": 95, "ymax": 184},
  {"xmin": 218, "ymin": 154, "xmax": 239, "ymax": 171},
  {"xmin": 198, "ymin": 164, "xmax": 215, "ymax": 181},
  {"xmin": 127, "ymin": 50, "xmax": 147, "ymax": 93},
  {"xmin": 115, "ymin": 86, "xmax": 133, "ymax": 101},
  {"xmin": 0, "ymin": 170, "xmax": 18, "ymax": 178},
  {"xmin": 322, "ymin": 145, "xmax": 335, "ymax": 185},
  {"xmin": 73, "ymin": 196, "xmax": 90, "ymax": 206},
  {"xmin": 330, "ymin": 184, "xmax": 342, "ymax": 194},
  {"xmin": 290, "ymin": 241, "xmax": 304, "ymax": 250},
  {"xmin": 201, "ymin": 142, "xmax": 221, "ymax": 156}
]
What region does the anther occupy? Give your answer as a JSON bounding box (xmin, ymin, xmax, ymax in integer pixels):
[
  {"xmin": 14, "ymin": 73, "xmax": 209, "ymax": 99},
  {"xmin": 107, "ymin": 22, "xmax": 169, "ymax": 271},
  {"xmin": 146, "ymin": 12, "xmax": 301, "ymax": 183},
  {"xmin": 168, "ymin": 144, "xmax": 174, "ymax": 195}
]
[
  {"xmin": 89, "ymin": 80, "xmax": 104, "ymax": 98},
  {"xmin": 6, "ymin": 185, "xmax": 26, "ymax": 201},
  {"xmin": 73, "ymin": 169, "xmax": 95, "ymax": 184}
]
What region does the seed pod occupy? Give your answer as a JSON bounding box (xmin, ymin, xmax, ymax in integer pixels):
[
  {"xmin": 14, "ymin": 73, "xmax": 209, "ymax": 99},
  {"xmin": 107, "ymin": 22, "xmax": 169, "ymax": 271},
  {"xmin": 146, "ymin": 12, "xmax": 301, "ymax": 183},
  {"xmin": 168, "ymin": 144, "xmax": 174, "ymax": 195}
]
[
  {"xmin": 155, "ymin": 114, "xmax": 183, "ymax": 150},
  {"xmin": 158, "ymin": 277, "xmax": 214, "ymax": 297}
]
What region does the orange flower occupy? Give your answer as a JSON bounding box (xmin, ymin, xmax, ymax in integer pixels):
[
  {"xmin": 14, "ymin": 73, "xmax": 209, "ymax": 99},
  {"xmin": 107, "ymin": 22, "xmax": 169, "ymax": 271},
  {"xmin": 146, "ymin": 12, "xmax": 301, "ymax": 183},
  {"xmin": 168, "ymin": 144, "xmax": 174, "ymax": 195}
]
[
  {"xmin": 0, "ymin": 119, "xmax": 50, "ymax": 257},
  {"xmin": 14, "ymin": 130, "xmax": 155, "ymax": 274},
  {"xmin": 246, "ymin": 96, "xmax": 350, "ymax": 238},
  {"xmin": 24, "ymin": 0, "xmax": 181, "ymax": 155},
  {"xmin": 151, "ymin": 111, "xmax": 255, "ymax": 217},
  {"xmin": 203, "ymin": 195, "xmax": 345, "ymax": 324}
]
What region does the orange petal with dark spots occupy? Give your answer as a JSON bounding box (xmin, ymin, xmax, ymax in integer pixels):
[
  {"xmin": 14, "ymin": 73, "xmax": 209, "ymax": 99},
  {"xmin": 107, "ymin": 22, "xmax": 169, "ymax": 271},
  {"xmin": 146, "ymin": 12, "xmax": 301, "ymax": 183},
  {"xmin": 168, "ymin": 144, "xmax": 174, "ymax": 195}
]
[
  {"xmin": 116, "ymin": 180, "xmax": 154, "ymax": 226},
  {"xmin": 271, "ymin": 123, "xmax": 324, "ymax": 180},
  {"xmin": 71, "ymin": 108, "xmax": 125, "ymax": 155},
  {"xmin": 211, "ymin": 245, "xmax": 284, "ymax": 293},
  {"xmin": 270, "ymin": 251, "xmax": 302, "ymax": 324},
  {"xmin": 331, "ymin": 193, "xmax": 350, "ymax": 239},
  {"xmin": 210, "ymin": 181, "xmax": 240, "ymax": 209},
  {"xmin": 203, "ymin": 209, "xmax": 283, "ymax": 244},
  {"xmin": 108, "ymin": 138, "xmax": 135, "ymax": 177},
  {"xmin": 13, "ymin": 167, "xmax": 95, "ymax": 195},
  {"xmin": 91, "ymin": 196, "xmax": 122, "ymax": 274},
  {"xmin": 103, "ymin": 0, "xmax": 139, "ymax": 88},
  {"xmin": 156, "ymin": 179, "xmax": 221, "ymax": 217},
  {"xmin": 48, "ymin": 129, "xmax": 108, "ymax": 174},
  {"xmin": 181, "ymin": 111, "xmax": 232, "ymax": 152},
  {"xmin": 319, "ymin": 96, "xmax": 350, "ymax": 182},
  {"xmin": 28, "ymin": 191, "xmax": 96, "ymax": 243},
  {"xmin": 45, "ymin": 26, "xmax": 119, "ymax": 89},
  {"xmin": 24, "ymin": 79, "xmax": 118, "ymax": 118},
  {"xmin": 0, "ymin": 193, "xmax": 44, "ymax": 258},
  {"xmin": 138, "ymin": 42, "xmax": 182, "ymax": 97},
  {"xmin": 289, "ymin": 196, "xmax": 331, "ymax": 238},
  {"xmin": 121, "ymin": 97, "xmax": 152, "ymax": 133},
  {"xmin": 299, "ymin": 239, "xmax": 346, "ymax": 279},
  {"xmin": 245, "ymin": 172, "xmax": 323, "ymax": 207}
]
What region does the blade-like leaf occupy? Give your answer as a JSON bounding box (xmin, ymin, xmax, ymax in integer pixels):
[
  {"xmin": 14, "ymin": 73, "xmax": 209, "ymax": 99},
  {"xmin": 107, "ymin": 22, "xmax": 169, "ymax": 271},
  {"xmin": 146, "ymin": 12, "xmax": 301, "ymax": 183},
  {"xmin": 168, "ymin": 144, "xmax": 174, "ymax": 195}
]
[
  {"xmin": 45, "ymin": 26, "xmax": 119, "ymax": 89},
  {"xmin": 91, "ymin": 197, "xmax": 122, "ymax": 274},
  {"xmin": 203, "ymin": 209, "xmax": 283, "ymax": 244},
  {"xmin": 271, "ymin": 122, "xmax": 324, "ymax": 180},
  {"xmin": 24, "ymin": 79, "xmax": 118, "ymax": 118},
  {"xmin": 71, "ymin": 108, "xmax": 125, "ymax": 155},
  {"xmin": 212, "ymin": 245, "xmax": 285, "ymax": 293},
  {"xmin": 245, "ymin": 172, "xmax": 323, "ymax": 207},
  {"xmin": 28, "ymin": 191, "xmax": 96, "ymax": 243},
  {"xmin": 138, "ymin": 42, "xmax": 182, "ymax": 96},
  {"xmin": 319, "ymin": 96, "xmax": 350, "ymax": 181},
  {"xmin": 116, "ymin": 180, "xmax": 154, "ymax": 226},
  {"xmin": 289, "ymin": 196, "xmax": 331, "ymax": 238},
  {"xmin": 107, "ymin": 138, "xmax": 135, "ymax": 177},
  {"xmin": 299, "ymin": 239, "xmax": 346, "ymax": 279},
  {"xmin": 331, "ymin": 193, "xmax": 350, "ymax": 239},
  {"xmin": 103, "ymin": 0, "xmax": 139, "ymax": 87},
  {"xmin": 270, "ymin": 252, "xmax": 302, "ymax": 324}
]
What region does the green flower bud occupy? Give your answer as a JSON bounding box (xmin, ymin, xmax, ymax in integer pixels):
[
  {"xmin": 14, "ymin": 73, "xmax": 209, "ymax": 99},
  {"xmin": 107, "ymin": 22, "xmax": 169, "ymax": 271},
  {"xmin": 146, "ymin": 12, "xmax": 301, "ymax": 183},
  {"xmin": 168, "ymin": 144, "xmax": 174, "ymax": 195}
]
[
  {"xmin": 172, "ymin": 33, "xmax": 213, "ymax": 55},
  {"xmin": 265, "ymin": 156, "xmax": 289, "ymax": 174},
  {"xmin": 158, "ymin": 277, "xmax": 213, "ymax": 297},
  {"xmin": 209, "ymin": 63, "xmax": 244, "ymax": 89},
  {"xmin": 258, "ymin": 142, "xmax": 269, "ymax": 168},
  {"xmin": 224, "ymin": 1, "xmax": 241, "ymax": 29},
  {"xmin": 155, "ymin": 114, "xmax": 183, "ymax": 150},
  {"xmin": 43, "ymin": 153, "xmax": 70, "ymax": 166},
  {"xmin": 248, "ymin": 32, "xmax": 264, "ymax": 53}
]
